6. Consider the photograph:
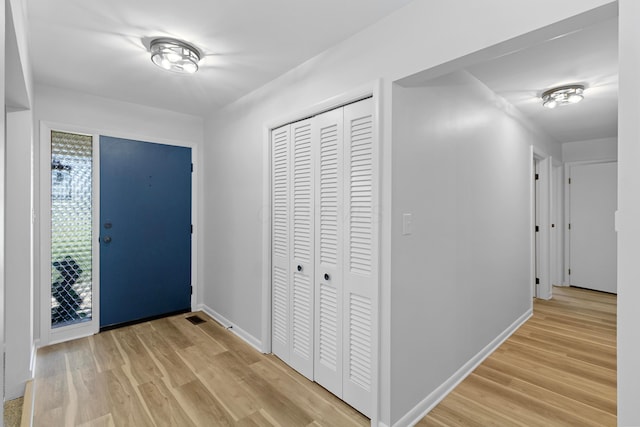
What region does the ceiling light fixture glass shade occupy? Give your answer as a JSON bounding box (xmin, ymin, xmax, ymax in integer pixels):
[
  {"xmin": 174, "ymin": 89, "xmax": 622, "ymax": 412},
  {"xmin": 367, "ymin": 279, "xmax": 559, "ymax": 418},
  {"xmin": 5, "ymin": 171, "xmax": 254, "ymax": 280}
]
[
  {"xmin": 541, "ymin": 85, "xmax": 585, "ymax": 109},
  {"xmin": 150, "ymin": 38, "xmax": 200, "ymax": 74}
]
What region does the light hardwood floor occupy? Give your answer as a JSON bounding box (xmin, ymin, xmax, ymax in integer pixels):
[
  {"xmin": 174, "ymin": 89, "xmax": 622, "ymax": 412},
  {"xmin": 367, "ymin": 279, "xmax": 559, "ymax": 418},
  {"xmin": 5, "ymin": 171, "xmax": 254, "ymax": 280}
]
[
  {"xmin": 32, "ymin": 314, "xmax": 368, "ymax": 426},
  {"xmin": 32, "ymin": 286, "xmax": 616, "ymax": 426},
  {"xmin": 418, "ymin": 286, "xmax": 616, "ymax": 426}
]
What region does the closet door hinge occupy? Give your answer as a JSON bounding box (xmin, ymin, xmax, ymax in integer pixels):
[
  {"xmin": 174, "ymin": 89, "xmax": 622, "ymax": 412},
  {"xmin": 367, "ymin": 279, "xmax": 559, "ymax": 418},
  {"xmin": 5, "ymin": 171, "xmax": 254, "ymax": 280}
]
[
  {"xmin": 568, "ymin": 177, "xmax": 571, "ymax": 184},
  {"xmin": 535, "ymin": 278, "xmax": 540, "ymax": 285},
  {"xmin": 535, "ymin": 225, "xmax": 539, "ymax": 232},
  {"xmin": 535, "ymin": 173, "xmax": 539, "ymax": 180},
  {"xmin": 568, "ymin": 268, "xmax": 571, "ymax": 275}
]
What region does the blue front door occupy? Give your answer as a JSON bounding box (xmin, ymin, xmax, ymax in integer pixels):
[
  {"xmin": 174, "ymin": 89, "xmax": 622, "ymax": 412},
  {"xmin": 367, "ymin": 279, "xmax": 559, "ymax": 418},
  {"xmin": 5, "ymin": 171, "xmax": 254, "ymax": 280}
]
[{"xmin": 100, "ymin": 136, "xmax": 192, "ymax": 328}]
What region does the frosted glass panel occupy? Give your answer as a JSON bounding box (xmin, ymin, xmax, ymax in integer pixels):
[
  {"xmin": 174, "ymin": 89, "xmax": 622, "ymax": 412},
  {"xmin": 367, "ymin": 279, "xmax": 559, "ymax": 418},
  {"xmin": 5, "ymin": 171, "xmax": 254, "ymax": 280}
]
[{"xmin": 51, "ymin": 131, "xmax": 93, "ymax": 328}]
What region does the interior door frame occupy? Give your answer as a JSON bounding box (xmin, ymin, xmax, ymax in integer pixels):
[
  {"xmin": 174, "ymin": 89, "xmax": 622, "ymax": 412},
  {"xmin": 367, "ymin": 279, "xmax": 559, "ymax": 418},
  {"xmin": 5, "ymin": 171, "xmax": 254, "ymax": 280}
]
[
  {"xmin": 531, "ymin": 147, "xmax": 553, "ymax": 300},
  {"xmin": 38, "ymin": 121, "xmax": 200, "ymax": 347},
  {"xmin": 564, "ymin": 159, "xmax": 617, "ymax": 288},
  {"xmin": 262, "ymin": 80, "xmax": 382, "ymax": 425}
]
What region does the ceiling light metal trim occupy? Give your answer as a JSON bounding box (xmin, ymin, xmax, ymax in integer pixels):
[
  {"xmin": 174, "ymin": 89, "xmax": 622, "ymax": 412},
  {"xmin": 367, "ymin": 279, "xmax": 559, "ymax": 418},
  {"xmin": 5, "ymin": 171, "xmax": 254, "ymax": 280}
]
[
  {"xmin": 150, "ymin": 38, "xmax": 201, "ymax": 74},
  {"xmin": 541, "ymin": 85, "xmax": 585, "ymax": 109}
]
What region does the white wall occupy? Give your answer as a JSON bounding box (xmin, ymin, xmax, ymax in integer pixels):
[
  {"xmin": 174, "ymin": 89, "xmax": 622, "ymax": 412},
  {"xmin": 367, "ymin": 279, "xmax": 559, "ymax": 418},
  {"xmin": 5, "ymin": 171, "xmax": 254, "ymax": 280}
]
[
  {"xmin": 35, "ymin": 85, "xmax": 204, "ymax": 145},
  {"xmin": 562, "ymin": 137, "xmax": 617, "ymax": 162},
  {"xmin": 4, "ymin": 0, "xmax": 32, "ymax": 405},
  {"xmin": 390, "ymin": 71, "xmax": 548, "ymax": 422},
  {"xmin": 5, "ymin": 110, "xmax": 33, "ymax": 399},
  {"xmin": 8, "ymin": 0, "xmax": 33, "ymax": 105},
  {"xmin": 617, "ymin": 1, "xmax": 640, "ymax": 425},
  {"xmin": 33, "ymin": 84, "xmax": 204, "ymax": 342},
  {"xmin": 0, "ymin": 0, "xmax": 6, "ymax": 415},
  {"xmin": 201, "ymin": 1, "xmax": 615, "ymax": 424}
]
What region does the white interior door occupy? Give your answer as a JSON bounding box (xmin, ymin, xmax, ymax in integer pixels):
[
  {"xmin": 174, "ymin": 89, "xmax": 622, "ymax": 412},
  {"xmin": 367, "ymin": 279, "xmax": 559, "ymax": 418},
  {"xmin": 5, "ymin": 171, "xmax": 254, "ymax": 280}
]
[
  {"xmin": 289, "ymin": 119, "xmax": 315, "ymax": 379},
  {"xmin": 342, "ymin": 98, "xmax": 375, "ymax": 417},
  {"xmin": 271, "ymin": 97, "xmax": 376, "ymax": 418},
  {"xmin": 569, "ymin": 162, "xmax": 617, "ymax": 293},
  {"xmin": 271, "ymin": 125, "xmax": 291, "ymax": 362},
  {"xmin": 313, "ymin": 107, "xmax": 344, "ymax": 397}
]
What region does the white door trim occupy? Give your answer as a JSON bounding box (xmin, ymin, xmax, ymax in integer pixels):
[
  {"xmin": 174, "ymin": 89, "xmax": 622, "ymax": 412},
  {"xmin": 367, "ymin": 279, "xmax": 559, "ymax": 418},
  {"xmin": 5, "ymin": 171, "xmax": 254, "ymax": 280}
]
[
  {"xmin": 38, "ymin": 120, "xmax": 200, "ymax": 346},
  {"xmin": 261, "ymin": 80, "xmax": 382, "ymax": 425},
  {"xmin": 532, "ymin": 147, "xmax": 552, "ymax": 300}
]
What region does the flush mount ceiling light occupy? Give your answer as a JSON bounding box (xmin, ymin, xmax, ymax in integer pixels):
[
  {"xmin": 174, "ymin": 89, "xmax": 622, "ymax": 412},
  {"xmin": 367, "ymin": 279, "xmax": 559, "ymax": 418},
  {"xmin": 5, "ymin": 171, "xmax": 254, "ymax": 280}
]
[
  {"xmin": 150, "ymin": 38, "xmax": 200, "ymax": 74},
  {"xmin": 541, "ymin": 85, "xmax": 585, "ymax": 109}
]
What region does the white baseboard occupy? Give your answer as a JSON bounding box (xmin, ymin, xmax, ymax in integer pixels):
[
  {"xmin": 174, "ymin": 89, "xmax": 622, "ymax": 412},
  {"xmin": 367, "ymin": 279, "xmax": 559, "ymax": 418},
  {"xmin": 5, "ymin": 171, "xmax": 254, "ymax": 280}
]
[
  {"xmin": 195, "ymin": 304, "xmax": 263, "ymax": 353},
  {"xmin": 392, "ymin": 308, "xmax": 533, "ymax": 427}
]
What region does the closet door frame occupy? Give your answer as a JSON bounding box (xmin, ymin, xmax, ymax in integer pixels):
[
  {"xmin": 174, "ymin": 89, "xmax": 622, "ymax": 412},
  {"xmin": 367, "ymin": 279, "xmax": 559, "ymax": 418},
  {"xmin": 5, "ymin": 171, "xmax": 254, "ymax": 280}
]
[{"xmin": 262, "ymin": 80, "xmax": 382, "ymax": 423}]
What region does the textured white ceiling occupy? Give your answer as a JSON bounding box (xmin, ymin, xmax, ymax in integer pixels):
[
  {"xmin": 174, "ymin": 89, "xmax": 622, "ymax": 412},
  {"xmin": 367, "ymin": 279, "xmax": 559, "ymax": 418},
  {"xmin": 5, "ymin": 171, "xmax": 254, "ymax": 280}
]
[
  {"xmin": 467, "ymin": 17, "xmax": 618, "ymax": 144},
  {"xmin": 28, "ymin": 0, "xmax": 414, "ymax": 117}
]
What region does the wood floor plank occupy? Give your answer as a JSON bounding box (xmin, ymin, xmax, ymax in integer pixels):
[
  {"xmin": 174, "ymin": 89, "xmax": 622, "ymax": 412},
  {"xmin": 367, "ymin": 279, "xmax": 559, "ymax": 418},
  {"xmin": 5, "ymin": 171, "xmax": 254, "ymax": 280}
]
[
  {"xmin": 149, "ymin": 317, "xmax": 194, "ymax": 349},
  {"xmin": 167, "ymin": 313, "xmax": 227, "ymax": 355},
  {"xmin": 421, "ymin": 391, "xmax": 530, "ymax": 427},
  {"xmin": 237, "ymin": 371, "xmax": 315, "ymax": 426},
  {"xmin": 474, "ymin": 364, "xmax": 616, "ymax": 426},
  {"xmin": 481, "ymin": 354, "xmax": 616, "ymax": 414},
  {"xmin": 138, "ymin": 379, "xmax": 198, "ymax": 427},
  {"xmin": 235, "ymin": 410, "xmax": 277, "ymax": 427},
  {"xmin": 76, "ymin": 413, "xmax": 116, "ymax": 427},
  {"xmin": 249, "ymin": 358, "xmax": 368, "ymax": 426},
  {"xmin": 197, "ymin": 320, "xmax": 262, "ymax": 366},
  {"xmin": 89, "ymin": 331, "xmax": 125, "ymax": 373},
  {"xmin": 111, "ymin": 327, "xmax": 163, "ymax": 387},
  {"xmin": 100, "ymin": 367, "xmax": 156, "ymax": 427},
  {"xmin": 137, "ymin": 330, "xmax": 197, "ymax": 388},
  {"xmin": 173, "ymin": 379, "xmax": 236, "ymax": 426},
  {"xmin": 67, "ymin": 364, "xmax": 111, "ymax": 424}
]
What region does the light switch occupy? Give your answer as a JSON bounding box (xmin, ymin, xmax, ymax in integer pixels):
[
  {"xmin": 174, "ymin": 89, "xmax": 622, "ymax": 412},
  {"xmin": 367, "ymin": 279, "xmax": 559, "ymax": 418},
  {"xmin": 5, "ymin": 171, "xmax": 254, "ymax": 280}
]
[{"xmin": 402, "ymin": 213, "xmax": 413, "ymax": 235}]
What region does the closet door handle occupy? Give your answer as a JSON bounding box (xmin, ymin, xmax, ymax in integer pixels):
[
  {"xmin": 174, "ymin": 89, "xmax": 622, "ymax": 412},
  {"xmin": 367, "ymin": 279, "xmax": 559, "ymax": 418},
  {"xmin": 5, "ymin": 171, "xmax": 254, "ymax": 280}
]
[
  {"xmin": 297, "ymin": 265, "xmax": 302, "ymax": 272},
  {"xmin": 324, "ymin": 273, "xmax": 330, "ymax": 281}
]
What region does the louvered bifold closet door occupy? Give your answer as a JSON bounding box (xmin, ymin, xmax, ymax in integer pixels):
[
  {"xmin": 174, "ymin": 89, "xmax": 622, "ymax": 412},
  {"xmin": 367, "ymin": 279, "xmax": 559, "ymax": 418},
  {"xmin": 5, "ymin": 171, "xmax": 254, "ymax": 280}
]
[
  {"xmin": 313, "ymin": 108, "xmax": 344, "ymax": 397},
  {"xmin": 271, "ymin": 125, "xmax": 291, "ymax": 363},
  {"xmin": 342, "ymin": 97, "xmax": 375, "ymax": 417},
  {"xmin": 289, "ymin": 119, "xmax": 315, "ymax": 379}
]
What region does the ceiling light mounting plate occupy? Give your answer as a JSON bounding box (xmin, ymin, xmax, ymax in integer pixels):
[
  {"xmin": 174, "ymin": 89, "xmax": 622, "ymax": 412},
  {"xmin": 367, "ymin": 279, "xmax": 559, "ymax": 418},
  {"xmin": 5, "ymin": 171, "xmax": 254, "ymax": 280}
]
[
  {"xmin": 150, "ymin": 37, "xmax": 200, "ymax": 74},
  {"xmin": 541, "ymin": 84, "xmax": 585, "ymax": 109}
]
